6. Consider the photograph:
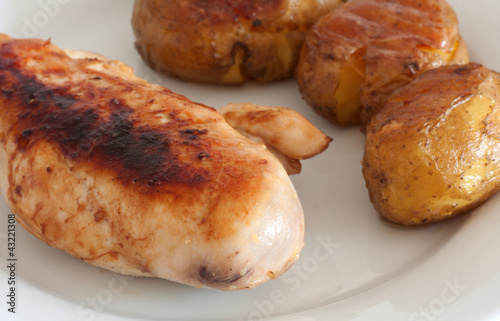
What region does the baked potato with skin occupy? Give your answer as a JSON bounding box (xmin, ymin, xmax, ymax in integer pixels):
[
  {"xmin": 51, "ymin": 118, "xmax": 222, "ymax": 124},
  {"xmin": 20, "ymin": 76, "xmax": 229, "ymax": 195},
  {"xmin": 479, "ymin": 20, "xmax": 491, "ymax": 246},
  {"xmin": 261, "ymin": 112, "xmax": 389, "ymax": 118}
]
[
  {"xmin": 132, "ymin": 0, "xmax": 342, "ymax": 85},
  {"xmin": 295, "ymin": 0, "xmax": 469, "ymax": 127},
  {"xmin": 363, "ymin": 63, "xmax": 500, "ymax": 226}
]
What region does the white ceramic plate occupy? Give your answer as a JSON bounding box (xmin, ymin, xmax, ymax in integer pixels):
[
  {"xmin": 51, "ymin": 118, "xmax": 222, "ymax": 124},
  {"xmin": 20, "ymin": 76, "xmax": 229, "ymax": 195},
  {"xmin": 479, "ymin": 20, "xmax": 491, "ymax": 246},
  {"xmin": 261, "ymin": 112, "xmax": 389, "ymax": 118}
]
[{"xmin": 1, "ymin": 1, "xmax": 500, "ymax": 320}]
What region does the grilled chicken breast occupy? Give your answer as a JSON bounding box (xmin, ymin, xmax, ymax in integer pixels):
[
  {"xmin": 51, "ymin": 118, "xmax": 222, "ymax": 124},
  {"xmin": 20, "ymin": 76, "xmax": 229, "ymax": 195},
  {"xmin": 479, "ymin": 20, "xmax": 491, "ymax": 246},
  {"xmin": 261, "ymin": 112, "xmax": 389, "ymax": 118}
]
[{"xmin": 0, "ymin": 35, "xmax": 329, "ymax": 290}]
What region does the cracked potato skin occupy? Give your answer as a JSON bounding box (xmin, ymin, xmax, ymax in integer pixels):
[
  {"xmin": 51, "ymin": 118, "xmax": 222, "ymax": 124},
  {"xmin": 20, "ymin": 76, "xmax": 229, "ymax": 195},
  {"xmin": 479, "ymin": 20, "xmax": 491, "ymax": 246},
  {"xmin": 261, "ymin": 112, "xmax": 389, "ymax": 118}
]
[
  {"xmin": 362, "ymin": 63, "xmax": 500, "ymax": 226},
  {"xmin": 296, "ymin": 0, "xmax": 469, "ymax": 127},
  {"xmin": 132, "ymin": 0, "xmax": 342, "ymax": 84}
]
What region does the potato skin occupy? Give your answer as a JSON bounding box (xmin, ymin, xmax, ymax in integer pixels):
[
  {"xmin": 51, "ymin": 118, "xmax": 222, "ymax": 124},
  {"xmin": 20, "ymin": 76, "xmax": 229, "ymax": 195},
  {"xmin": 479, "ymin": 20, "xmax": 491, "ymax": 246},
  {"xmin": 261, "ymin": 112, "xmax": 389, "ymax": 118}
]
[
  {"xmin": 132, "ymin": 0, "xmax": 341, "ymax": 85},
  {"xmin": 362, "ymin": 63, "xmax": 500, "ymax": 226},
  {"xmin": 296, "ymin": 0, "xmax": 469, "ymax": 126}
]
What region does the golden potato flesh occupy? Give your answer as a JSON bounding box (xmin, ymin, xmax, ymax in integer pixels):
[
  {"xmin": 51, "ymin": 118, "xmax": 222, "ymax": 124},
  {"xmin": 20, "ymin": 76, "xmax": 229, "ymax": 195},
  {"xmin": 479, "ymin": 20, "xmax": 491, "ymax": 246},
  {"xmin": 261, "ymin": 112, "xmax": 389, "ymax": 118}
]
[
  {"xmin": 295, "ymin": 0, "xmax": 469, "ymax": 126},
  {"xmin": 132, "ymin": 0, "xmax": 342, "ymax": 85},
  {"xmin": 363, "ymin": 63, "xmax": 500, "ymax": 226}
]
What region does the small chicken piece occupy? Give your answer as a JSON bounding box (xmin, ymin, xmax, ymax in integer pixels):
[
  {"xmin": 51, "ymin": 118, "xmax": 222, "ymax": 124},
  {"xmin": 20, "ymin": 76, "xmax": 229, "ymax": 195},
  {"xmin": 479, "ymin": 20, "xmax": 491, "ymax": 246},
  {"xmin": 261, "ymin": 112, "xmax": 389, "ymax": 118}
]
[
  {"xmin": 220, "ymin": 103, "xmax": 332, "ymax": 175},
  {"xmin": 363, "ymin": 63, "xmax": 500, "ymax": 226},
  {"xmin": 296, "ymin": 0, "xmax": 469, "ymax": 127},
  {"xmin": 132, "ymin": 0, "xmax": 342, "ymax": 84},
  {"xmin": 0, "ymin": 35, "xmax": 331, "ymax": 290}
]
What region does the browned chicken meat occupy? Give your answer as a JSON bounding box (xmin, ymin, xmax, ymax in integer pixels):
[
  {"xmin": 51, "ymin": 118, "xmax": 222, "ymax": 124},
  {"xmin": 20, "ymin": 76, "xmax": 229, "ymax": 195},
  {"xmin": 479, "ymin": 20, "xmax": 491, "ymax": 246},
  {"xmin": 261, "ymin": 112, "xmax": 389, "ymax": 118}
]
[
  {"xmin": 220, "ymin": 103, "xmax": 332, "ymax": 175},
  {"xmin": 0, "ymin": 35, "xmax": 331, "ymax": 290}
]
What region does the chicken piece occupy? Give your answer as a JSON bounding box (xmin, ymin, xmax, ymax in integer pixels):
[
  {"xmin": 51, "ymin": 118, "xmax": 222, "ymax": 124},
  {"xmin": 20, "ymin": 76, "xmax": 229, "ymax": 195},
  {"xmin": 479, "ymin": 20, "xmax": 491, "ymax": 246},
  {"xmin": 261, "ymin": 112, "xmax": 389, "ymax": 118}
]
[
  {"xmin": 220, "ymin": 103, "xmax": 332, "ymax": 175},
  {"xmin": 0, "ymin": 35, "xmax": 330, "ymax": 290},
  {"xmin": 132, "ymin": 0, "xmax": 342, "ymax": 84},
  {"xmin": 296, "ymin": 0, "xmax": 469, "ymax": 127},
  {"xmin": 363, "ymin": 63, "xmax": 500, "ymax": 226}
]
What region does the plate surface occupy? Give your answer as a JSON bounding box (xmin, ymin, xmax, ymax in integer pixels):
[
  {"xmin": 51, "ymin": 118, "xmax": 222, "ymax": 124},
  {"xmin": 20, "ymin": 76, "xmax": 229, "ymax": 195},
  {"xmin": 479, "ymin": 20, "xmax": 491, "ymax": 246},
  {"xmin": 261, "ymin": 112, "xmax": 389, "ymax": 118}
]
[{"xmin": 1, "ymin": 1, "xmax": 500, "ymax": 320}]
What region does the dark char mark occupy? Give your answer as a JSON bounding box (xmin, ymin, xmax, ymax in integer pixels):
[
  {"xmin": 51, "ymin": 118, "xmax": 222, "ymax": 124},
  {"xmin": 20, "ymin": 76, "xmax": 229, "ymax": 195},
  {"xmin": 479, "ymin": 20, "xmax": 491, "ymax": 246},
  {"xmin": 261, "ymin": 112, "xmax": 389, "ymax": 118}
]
[
  {"xmin": 198, "ymin": 265, "xmax": 250, "ymax": 285},
  {"xmin": 0, "ymin": 49, "xmax": 210, "ymax": 189}
]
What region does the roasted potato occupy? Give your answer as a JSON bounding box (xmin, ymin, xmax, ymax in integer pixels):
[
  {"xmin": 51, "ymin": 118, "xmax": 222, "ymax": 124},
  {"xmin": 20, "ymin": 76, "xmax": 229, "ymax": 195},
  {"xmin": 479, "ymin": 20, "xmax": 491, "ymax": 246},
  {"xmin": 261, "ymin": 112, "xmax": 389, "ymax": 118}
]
[
  {"xmin": 362, "ymin": 63, "xmax": 500, "ymax": 226},
  {"xmin": 296, "ymin": 0, "xmax": 469, "ymax": 126},
  {"xmin": 132, "ymin": 0, "xmax": 342, "ymax": 85}
]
